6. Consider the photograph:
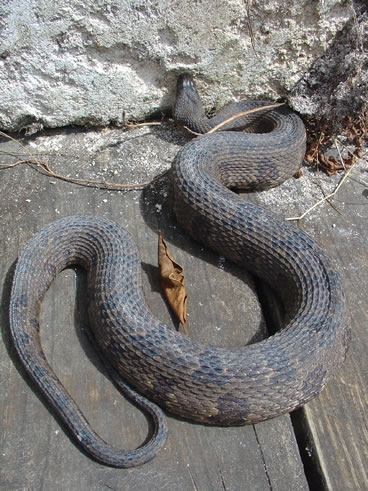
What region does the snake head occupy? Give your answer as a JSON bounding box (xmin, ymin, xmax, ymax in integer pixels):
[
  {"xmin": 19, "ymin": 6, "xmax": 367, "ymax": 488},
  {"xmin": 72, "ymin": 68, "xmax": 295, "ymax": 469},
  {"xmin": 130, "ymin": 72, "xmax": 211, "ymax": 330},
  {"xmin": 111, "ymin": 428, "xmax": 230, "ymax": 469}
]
[
  {"xmin": 176, "ymin": 73, "xmax": 197, "ymax": 92},
  {"xmin": 173, "ymin": 73, "xmax": 207, "ymax": 127}
]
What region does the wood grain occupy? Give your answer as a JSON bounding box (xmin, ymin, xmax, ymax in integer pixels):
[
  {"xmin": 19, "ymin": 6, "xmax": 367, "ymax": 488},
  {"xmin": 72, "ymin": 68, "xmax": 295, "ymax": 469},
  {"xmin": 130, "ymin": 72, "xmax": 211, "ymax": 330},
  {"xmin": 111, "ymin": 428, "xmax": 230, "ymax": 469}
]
[{"xmin": 2, "ymin": 125, "xmax": 365, "ymax": 489}]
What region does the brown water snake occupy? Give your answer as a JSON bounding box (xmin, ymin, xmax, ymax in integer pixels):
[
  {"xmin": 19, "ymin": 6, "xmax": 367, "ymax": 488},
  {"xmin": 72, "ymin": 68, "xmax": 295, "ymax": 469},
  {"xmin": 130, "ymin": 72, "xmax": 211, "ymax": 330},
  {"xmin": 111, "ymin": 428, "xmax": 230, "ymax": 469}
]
[{"xmin": 9, "ymin": 74, "xmax": 351, "ymax": 468}]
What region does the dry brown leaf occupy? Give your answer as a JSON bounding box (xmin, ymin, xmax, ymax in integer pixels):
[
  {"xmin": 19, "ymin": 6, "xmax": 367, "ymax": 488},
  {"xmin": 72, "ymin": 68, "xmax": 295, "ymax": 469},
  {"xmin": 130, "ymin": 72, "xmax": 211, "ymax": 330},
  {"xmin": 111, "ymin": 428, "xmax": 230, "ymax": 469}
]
[{"xmin": 158, "ymin": 232, "xmax": 188, "ymax": 336}]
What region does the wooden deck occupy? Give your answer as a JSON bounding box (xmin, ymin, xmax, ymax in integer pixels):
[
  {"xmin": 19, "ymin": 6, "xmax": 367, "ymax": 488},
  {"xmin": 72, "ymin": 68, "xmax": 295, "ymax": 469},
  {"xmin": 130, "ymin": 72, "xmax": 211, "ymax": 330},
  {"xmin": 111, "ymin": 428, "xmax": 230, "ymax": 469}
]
[{"xmin": 0, "ymin": 126, "xmax": 367, "ymax": 490}]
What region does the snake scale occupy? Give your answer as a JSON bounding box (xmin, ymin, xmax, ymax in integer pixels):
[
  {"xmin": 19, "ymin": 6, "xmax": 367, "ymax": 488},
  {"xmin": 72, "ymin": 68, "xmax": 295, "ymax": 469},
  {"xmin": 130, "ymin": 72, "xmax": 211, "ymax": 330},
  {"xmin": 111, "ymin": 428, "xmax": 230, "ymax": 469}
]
[{"xmin": 9, "ymin": 73, "xmax": 350, "ymax": 468}]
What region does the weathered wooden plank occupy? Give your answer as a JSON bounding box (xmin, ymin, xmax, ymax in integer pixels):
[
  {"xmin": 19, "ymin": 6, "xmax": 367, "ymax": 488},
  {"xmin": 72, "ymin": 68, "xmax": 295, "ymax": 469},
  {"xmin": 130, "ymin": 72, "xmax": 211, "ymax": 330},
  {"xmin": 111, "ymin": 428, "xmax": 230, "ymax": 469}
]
[
  {"xmin": 252, "ymin": 160, "xmax": 368, "ymax": 490},
  {"xmin": 296, "ymin": 175, "xmax": 368, "ymax": 491},
  {"xmin": 0, "ymin": 126, "xmax": 329, "ymax": 490}
]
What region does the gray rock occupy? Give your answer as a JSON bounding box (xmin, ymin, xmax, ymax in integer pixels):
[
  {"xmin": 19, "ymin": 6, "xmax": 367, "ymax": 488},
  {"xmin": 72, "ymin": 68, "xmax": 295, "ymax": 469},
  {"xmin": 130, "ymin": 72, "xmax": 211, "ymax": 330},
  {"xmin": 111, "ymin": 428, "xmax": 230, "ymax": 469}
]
[
  {"xmin": 289, "ymin": 2, "xmax": 367, "ymax": 131},
  {"xmin": 0, "ymin": 0, "xmax": 366, "ymax": 132}
]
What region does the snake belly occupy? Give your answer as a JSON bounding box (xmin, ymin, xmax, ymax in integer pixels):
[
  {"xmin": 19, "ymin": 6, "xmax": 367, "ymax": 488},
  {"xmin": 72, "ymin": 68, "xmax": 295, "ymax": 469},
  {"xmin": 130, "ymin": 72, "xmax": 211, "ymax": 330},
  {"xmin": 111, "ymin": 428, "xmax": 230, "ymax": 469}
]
[{"xmin": 9, "ymin": 75, "xmax": 351, "ymax": 468}]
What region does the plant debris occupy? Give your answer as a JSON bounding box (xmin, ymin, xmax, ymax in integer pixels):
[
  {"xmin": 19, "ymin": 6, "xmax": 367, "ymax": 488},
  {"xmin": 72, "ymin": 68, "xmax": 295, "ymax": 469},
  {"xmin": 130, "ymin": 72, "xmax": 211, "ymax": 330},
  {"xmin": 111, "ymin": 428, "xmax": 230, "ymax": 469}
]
[
  {"xmin": 305, "ymin": 109, "xmax": 367, "ymax": 175},
  {"xmin": 158, "ymin": 232, "xmax": 188, "ymax": 336}
]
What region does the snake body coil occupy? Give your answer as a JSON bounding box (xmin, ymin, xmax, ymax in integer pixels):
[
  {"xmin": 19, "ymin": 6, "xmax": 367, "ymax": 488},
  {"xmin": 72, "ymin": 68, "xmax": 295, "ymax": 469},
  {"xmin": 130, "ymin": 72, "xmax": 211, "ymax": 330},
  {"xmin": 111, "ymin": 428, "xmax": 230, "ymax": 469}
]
[{"xmin": 9, "ymin": 74, "xmax": 350, "ymax": 468}]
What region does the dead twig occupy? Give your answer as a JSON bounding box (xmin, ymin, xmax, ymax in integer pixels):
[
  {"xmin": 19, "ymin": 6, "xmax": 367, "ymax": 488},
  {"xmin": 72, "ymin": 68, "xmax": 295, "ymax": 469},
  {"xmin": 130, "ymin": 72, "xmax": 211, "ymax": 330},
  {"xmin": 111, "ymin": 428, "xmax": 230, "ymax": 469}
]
[
  {"xmin": 181, "ymin": 103, "xmax": 284, "ymax": 136},
  {"xmin": 0, "ymin": 130, "xmax": 169, "ymax": 191},
  {"xmin": 0, "ymin": 159, "xmax": 30, "ymax": 169},
  {"xmin": 124, "ymin": 121, "xmax": 163, "ymax": 129},
  {"xmin": 183, "ymin": 126, "xmax": 202, "ymax": 136},
  {"xmin": 207, "ymin": 103, "xmax": 285, "ymax": 134},
  {"xmin": 180, "ymin": 103, "xmax": 284, "ymax": 136}
]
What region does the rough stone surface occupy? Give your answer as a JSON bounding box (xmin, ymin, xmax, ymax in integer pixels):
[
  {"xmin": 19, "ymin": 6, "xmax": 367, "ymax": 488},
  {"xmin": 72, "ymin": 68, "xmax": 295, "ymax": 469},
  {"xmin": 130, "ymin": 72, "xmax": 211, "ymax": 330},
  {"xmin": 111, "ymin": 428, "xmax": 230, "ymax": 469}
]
[
  {"xmin": 289, "ymin": 2, "xmax": 368, "ymax": 131},
  {"xmin": 0, "ymin": 0, "xmax": 366, "ymax": 132}
]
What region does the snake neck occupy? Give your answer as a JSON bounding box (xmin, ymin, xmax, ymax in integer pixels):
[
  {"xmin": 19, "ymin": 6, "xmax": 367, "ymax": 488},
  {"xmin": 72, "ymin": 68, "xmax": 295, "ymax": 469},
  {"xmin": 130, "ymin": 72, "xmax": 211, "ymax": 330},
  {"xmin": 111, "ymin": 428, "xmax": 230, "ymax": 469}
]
[
  {"xmin": 173, "ymin": 73, "xmax": 307, "ymax": 142},
  {"xmin": 174, "ymin": 73, "xmax": 212, "ymax": 133}
]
